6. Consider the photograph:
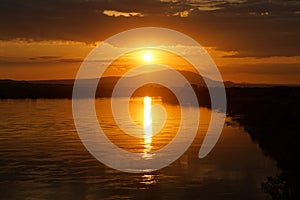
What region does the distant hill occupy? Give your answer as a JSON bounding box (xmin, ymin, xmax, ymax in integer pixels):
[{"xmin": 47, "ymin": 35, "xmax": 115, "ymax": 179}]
[
  {"xmin": 0, "ymin": 70, "xmax": 299, "ymax": 99},
  {"xmin": 25, "ymin": 70, "xmax": 217, "ymax": 87},
  {"xmin": 21, "ymin": 69, "xmax": 296, "ymax": 88}
]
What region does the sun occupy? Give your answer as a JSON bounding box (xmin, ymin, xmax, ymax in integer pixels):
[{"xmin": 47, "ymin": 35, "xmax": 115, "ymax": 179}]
[{"xmin": 143, "ymin": 52, "xmax": 152, "ymax": 62}]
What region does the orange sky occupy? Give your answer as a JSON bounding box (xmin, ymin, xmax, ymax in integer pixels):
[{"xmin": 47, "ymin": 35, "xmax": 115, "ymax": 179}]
[
  {"xmin": 0, "ymin": 0, "xmax": 299, "ymax": 84},
  {"xmin": 0, "ymin": 40, "xmax": 299, "ymax": 84}
]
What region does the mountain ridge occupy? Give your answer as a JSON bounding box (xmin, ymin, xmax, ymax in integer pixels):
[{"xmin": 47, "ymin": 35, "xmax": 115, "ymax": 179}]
[{"xmin": 1, "ymin": 69, "xmax": 297, "ymax": 87}]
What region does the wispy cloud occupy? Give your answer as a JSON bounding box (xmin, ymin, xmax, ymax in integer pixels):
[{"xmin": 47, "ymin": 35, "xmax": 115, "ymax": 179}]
[{"xmin": 103, "ymin": 10, "xmax": 144, "ymax": 17}]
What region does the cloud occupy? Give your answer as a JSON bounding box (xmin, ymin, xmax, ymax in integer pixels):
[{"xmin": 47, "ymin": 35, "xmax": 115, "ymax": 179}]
[
  {"xmin": 0, "ymin": 56, "xmax": 83, "ymax": 65},
  {"xmin": 161, "ymin": 0, "xmax": 246, "ymax": 11},
  {"xmin": 37, "ymin": 56, "xmax": 61, "ymax": 60},
  {"xmin": 172, "ymin": 8, "xmax": 194, "ymax": 17},
  {"xmin": 218, "ymin": 63, "xmax": 300, "ymax": 84},
  {"xmin": 220, "ymin": 63, "xmax": 300, "ymax": 75},
  {"xmin": 103, "ymin": 10, "xmax": 144, "ymax": 17},
  {"xmin": 0, "ymin": 0, "xmax": 299, "ymax": 57}
]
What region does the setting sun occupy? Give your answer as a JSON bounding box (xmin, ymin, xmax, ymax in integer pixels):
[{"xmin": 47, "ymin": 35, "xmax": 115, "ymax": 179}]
[{"xmin": 143, "ymin": 52, "xmax": 152, "ymax": 62}]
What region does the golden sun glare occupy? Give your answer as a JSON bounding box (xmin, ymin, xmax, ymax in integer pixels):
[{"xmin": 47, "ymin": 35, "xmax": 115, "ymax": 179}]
[{"xmin": 143, "ymin": 53, "xmax": 152, "ymax": 62}]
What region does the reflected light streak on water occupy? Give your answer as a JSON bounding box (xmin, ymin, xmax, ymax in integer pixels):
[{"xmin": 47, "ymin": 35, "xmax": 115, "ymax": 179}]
[{"xmin": 143, "ymin": 96, "xmax": 152, "ymax": 157}]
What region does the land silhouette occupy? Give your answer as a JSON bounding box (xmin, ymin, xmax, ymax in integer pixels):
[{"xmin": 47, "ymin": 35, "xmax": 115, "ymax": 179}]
[{"xmin": 0, "ymin": 70, "xmax": 294, "ymax": 99}]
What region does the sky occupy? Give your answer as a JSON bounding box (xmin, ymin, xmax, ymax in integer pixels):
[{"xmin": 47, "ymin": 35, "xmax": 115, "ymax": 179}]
[{"xmin": 0, "ymin": 0, "xmax": 299, "ymax": 84}]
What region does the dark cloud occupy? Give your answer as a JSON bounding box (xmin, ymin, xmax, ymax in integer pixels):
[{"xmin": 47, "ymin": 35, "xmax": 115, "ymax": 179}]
[
  {"xmin": 38, "ymin": 56, "xmax": 61, "ymax": 60},
  {"xmin": 57, "ymin": 58, "xmax": 83, "ymax": 63},
  {"xmin": 220, "ymin": 63, "xmax": 300, "ymax": 75},
  {"xmin": 0, "ymin": 56, "xmax": 83, "ymax": 65},
  {"xmin": 0, "ymin": 0, "xmax": 299, "ymax": 57}
]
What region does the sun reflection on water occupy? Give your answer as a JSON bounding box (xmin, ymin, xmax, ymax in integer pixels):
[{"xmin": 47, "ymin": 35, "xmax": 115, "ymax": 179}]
[
  {"xmin": 140, "ymin": 174, "xmax": 157, "ymax": 186},
  {"xmin": 143, "ymin": 96, "xmax": 153, "ymax": 158}
]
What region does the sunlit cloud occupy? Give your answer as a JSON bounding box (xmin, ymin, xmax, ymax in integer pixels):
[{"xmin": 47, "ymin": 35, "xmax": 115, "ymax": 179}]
[
  {"xmin": 103, "ymin": 10, "xmax": 144, "ymax": 17},
  {"xmin": 161, "ymin": 0, "xmax": 246, "ymax": 11},
  {"xmin": 172, "ymin": 9, "xmax": 193, "ymax": 17},
  {"xmin": 197, "ymin": 6, "xmax": 222, "ymax": 11}
]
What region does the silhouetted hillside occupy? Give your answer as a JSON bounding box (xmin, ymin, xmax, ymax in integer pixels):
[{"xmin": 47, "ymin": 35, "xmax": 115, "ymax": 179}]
[
  {"xmin": 226, "ymin": 87, "xmax": 300, "ymax": 199},
  {"xmin": 0, "ymin": 79, "xmax": 73, "ymax": 99},
  {"xmin": 2, "ymin": 69, "xmax": 297, "ymax": 99}
]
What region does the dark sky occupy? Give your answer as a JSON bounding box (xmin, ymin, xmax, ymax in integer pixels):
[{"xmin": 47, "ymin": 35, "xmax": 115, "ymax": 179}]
[{"xmin": 1, "ymin": 0, "xmax": 299, "ymax": 57}]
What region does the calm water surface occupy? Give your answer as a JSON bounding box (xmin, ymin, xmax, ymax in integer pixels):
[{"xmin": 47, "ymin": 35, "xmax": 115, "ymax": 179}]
[{"xmin": 0, "ymin": 99, "xmax": 278, "ymax": 199}]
